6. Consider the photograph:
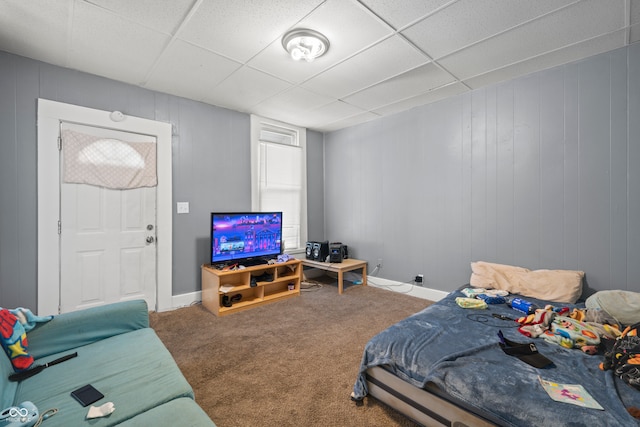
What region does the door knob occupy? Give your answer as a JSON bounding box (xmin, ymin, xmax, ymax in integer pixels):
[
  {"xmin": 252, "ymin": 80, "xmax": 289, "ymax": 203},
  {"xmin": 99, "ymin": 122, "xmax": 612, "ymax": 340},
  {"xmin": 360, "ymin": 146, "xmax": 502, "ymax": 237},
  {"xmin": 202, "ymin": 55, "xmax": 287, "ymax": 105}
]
[
  {"xmin": 146, "ymin": 236, "xmax": 155, "ymax": 244},
  {"xmin": 147, "ymin": 224, "xmax": 154, "ymax": 230}
]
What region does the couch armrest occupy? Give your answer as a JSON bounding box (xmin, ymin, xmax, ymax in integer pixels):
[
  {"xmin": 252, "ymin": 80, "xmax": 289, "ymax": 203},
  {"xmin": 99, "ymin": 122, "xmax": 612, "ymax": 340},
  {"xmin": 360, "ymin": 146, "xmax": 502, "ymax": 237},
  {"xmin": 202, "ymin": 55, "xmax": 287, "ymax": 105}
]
[{"xmin": 27, "ymin": 300, "xmax": 149, "ymax": 359}]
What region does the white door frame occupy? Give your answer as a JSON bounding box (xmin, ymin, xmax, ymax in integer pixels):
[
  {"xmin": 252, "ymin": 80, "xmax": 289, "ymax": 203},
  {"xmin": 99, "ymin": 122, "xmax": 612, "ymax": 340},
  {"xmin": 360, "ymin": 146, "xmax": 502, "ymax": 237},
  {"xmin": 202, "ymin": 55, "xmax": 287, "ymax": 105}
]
[{"xmin": 37, "ymin": 98, "xmax": 173, "ymax": 315}]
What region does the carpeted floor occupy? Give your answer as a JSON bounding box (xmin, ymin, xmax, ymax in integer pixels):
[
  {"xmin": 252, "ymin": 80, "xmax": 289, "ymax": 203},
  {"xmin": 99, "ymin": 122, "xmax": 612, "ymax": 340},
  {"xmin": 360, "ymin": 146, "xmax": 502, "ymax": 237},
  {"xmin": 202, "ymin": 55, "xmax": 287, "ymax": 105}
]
[{"xmin": 149, "ymin": 278, "xmax": 433, "ymax": 427}]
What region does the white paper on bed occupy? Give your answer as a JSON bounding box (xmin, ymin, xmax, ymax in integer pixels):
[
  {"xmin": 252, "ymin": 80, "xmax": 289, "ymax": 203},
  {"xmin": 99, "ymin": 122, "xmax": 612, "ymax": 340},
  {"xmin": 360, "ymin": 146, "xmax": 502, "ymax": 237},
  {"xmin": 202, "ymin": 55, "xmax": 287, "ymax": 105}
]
[
  {"xmin": 538, "ymin": 376, "xmax": 603, "ymax": 410},
  {"xmin": 470, "ymin": 261, "xmax": 584, "ymax": 304}
]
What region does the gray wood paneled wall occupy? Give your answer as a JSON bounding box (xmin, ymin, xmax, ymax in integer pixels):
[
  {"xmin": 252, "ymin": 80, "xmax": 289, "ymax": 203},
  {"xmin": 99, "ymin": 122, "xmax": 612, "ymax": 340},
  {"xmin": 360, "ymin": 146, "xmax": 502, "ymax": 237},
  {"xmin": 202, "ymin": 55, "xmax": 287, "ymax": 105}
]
[
  {"xmin": 0, "ymin": 51, "xmax": 324, "ymax": 310},
  {"xmin": 324, "ymin": 44, "xmax": 640, "ymax": 295},
  {"xmin": 1, "ymin": 42, "xmax": 638, "ymax": 309}
]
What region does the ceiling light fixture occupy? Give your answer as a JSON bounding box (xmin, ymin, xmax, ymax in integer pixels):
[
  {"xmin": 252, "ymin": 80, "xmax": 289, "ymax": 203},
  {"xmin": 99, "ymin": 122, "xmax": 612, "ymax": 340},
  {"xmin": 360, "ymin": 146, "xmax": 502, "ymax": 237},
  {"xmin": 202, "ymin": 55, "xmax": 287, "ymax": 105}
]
[{"xmin": 282, "ymin": 29, "xmax": 329, "ymax": 62}]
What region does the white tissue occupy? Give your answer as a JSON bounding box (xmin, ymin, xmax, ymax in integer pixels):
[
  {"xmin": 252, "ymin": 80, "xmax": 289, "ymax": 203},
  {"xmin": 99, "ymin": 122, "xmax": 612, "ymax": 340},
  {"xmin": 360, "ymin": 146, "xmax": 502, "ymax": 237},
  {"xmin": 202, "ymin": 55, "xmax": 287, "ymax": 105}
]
[{"xmin": 86, "ymin": 402, "xmax": 115, "ymax": 419}]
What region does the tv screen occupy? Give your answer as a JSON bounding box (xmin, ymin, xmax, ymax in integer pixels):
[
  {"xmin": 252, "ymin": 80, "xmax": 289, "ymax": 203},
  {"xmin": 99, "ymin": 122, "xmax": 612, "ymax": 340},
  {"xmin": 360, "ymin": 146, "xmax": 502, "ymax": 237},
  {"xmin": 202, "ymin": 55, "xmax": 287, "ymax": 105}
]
[{"xmin": 211, "ymin": 212, "xmax": 283, "ymax": 265}]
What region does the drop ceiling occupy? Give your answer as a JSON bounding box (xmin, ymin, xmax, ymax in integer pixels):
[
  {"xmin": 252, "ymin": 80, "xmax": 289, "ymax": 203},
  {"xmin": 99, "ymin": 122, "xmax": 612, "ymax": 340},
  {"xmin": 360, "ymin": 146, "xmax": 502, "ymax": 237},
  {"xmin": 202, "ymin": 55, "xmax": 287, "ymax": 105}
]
[{"xmin": 1, "ymin": 0, "xmax": 638, "ymax": 132}]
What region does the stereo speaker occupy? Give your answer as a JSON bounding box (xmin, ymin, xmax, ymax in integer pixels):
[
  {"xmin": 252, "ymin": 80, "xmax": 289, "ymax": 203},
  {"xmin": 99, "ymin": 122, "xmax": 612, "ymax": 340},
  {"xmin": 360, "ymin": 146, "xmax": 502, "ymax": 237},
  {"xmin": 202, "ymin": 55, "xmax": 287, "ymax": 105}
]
[
  {"xmin": 305, "ymin": 241, "xmax": 314, "ymax": 260},
  {"xmin": 312, "ymin": 241, "xmax": 329, "ymax": 261},
  {"xmin": 329, "ymin": 242, "xmax": 348, "ymax": 263}
]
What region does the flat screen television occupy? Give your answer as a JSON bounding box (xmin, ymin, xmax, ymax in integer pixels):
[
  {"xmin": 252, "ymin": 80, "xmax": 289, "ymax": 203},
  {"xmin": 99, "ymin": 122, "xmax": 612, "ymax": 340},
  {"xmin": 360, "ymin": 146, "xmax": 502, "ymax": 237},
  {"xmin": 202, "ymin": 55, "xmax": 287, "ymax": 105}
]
[{"xmin": 211, "ymin": 212, "xmax": 283, "ymax": 266}]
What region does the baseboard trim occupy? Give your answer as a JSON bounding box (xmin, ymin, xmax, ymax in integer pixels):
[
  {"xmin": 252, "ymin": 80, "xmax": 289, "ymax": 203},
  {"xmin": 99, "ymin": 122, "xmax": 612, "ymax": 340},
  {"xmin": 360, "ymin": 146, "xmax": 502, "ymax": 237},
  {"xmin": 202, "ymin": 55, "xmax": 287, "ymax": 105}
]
[
  {"xmin": 162, "ymin": 276, "xmax": 447, "ymax": 312},
  {"xmin": 163, "ymin": 291, "xmax": 202, "ymax": 312},
  {"xmin": 366, "ymin": 276, "xmax": 448, "ymax": 301}
]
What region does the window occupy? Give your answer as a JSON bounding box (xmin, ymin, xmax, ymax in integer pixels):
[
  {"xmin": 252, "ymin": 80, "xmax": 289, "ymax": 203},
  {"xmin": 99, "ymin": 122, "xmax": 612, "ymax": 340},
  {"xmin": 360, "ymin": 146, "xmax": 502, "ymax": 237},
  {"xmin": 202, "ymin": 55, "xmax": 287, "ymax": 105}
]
[{"xmin": 251, "ymin": 115, "xmax": 307, "ymax": 254}]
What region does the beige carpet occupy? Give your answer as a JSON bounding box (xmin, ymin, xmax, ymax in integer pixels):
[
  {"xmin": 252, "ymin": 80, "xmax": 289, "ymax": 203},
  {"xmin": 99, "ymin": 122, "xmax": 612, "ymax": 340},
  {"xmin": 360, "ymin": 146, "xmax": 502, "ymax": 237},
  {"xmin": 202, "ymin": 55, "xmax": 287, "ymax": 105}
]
[{"xmin": 149, "ymin": 278, "xmax": 432, "ymax": 427}]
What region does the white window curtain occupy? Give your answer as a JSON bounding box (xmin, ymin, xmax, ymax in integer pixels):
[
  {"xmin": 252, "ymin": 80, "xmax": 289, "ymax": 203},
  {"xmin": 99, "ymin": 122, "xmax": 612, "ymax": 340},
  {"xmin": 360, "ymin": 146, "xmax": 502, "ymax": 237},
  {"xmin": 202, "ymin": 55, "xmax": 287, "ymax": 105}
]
[
  {"xmin": 251, "ymin": 115, "xmax": 307, "ymax": 254},
  {"xmin": 259, "ymin": 141, "xmax": 302, "ymax": 251},
  {"xmin": 61, "ymin": 128, "xmax": 157, "ymax": 189}
]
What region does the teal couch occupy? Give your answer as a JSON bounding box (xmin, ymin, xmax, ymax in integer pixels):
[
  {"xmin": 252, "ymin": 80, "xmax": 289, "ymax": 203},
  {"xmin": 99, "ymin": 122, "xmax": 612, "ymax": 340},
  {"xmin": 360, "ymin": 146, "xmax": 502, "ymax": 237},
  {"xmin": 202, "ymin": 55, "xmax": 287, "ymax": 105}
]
[{"xmin": 1, "ymin": 300, "xmax": 215, "ymax": 426}]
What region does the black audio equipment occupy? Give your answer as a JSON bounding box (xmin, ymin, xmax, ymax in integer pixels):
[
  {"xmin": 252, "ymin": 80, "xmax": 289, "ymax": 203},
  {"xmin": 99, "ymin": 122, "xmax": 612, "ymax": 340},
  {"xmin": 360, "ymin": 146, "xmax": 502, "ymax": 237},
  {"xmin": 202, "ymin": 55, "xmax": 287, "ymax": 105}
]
[
  {"xmin": 305, "ymin": 241, "xmax": 314, "ymax": 259},
  {"xmin": 312, "ymin": 241, "xmax": 329, "ymax": 261},
  {"xmin": 329, "ymin": 242, "xmax": 348, "ymax": 263}
]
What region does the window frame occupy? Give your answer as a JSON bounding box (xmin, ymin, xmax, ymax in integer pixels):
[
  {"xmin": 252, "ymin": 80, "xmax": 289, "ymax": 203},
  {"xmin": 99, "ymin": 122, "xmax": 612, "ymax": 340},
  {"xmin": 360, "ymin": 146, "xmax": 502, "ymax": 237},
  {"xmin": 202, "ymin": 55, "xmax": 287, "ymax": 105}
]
[{"xmin": 250, "ymin": 115, "xmax": 307, "ymax": 255}]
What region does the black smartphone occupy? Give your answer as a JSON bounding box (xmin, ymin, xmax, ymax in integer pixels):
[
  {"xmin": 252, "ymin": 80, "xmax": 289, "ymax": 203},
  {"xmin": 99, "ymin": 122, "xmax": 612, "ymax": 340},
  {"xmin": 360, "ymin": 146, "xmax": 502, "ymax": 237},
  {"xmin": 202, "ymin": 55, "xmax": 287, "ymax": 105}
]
[{"xmin": 70, "ymin": 384, "xmax": 104, "ymax": 407}]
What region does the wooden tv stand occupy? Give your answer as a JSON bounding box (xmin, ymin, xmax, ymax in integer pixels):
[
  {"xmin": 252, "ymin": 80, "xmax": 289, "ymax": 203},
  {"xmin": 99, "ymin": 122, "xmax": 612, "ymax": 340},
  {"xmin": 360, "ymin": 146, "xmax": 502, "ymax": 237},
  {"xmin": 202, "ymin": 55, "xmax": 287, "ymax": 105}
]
[{"xmin": 201, "ymin": 259, "xmax": 302, "ymax": 316}]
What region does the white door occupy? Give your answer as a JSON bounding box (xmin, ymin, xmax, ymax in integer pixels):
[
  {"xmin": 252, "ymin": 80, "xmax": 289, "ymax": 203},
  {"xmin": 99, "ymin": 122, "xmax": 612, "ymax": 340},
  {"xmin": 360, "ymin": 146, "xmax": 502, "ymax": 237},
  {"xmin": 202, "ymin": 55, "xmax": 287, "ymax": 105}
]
[
  {"xmin": 59, "ymin": 124, "xmax": 157, "ymax": 312},
  {"xmin": 38, "ymin": 99, "xmax": 173, "ymax": 316}
]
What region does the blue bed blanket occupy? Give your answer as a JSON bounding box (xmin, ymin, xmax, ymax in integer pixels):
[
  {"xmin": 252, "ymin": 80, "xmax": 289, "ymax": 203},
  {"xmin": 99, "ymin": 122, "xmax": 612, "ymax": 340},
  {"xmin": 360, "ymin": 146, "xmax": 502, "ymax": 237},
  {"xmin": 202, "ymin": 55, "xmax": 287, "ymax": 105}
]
[{"xmin": 352, "ymin": 290, "xmax": 640, "ymax": 426}]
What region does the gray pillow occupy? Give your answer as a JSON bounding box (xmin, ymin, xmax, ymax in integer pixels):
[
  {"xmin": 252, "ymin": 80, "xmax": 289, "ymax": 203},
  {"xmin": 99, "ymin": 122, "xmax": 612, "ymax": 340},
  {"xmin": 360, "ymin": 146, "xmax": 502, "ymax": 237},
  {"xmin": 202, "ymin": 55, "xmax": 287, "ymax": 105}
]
[{"xmin": 585, "ymin": 290, "xmax": 640, "ymax": 326}]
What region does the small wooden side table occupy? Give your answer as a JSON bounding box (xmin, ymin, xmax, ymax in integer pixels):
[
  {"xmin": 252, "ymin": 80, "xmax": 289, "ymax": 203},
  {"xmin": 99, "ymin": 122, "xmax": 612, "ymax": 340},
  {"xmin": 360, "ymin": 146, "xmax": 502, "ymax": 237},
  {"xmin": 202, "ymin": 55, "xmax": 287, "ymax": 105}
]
[{"xmin": 301, "ymin": 258, "xmax": 367, "ymax": 294}]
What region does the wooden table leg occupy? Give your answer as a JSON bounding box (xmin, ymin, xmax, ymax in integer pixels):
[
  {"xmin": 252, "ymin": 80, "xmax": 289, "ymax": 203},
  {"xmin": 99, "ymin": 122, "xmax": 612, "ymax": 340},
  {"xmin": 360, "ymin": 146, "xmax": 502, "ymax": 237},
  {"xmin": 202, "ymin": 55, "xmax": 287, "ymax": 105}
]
[
  {"xmin": 338, "ymin": 270, "xmax": 344, "ymax": 294},
  {"xmin": 361, "ymin": 264, "xmax": 367, "ymax": 286}
]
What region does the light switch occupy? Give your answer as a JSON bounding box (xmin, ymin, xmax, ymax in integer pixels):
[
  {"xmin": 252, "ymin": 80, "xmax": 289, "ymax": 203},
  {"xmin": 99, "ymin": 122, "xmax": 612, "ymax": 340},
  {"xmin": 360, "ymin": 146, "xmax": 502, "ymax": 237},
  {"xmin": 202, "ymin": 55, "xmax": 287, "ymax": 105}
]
[{"xmin": 177, "ymin": 202, "xmax": 189, "ymax": 214}]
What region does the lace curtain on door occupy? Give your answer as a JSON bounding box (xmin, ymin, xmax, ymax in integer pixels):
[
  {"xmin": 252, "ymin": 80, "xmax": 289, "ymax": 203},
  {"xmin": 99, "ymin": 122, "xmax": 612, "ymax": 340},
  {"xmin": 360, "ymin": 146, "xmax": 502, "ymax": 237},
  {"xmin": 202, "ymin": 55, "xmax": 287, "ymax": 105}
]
[{"xmin": 62, "ymin": 129, "xmax": 157, "ymax": 189}]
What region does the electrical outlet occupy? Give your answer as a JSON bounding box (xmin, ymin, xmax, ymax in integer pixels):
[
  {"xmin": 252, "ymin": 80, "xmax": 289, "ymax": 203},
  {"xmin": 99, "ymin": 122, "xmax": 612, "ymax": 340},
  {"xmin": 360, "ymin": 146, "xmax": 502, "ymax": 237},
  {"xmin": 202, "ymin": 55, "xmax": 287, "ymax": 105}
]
[
  {"xmin": 414, "ymin": 274, "xmax": 424, "ymax": 286},
  {"xmin": 377, "ymin": 258, "xmax": 383, "ymax": 269}
]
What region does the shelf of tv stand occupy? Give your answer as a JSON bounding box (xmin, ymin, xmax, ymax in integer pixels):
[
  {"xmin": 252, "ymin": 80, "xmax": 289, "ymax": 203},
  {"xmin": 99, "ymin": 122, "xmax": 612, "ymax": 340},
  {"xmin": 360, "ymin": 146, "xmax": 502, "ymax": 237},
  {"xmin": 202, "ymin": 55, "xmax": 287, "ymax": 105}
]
[{"xmin": 201, "ymin": 259, "xmax": 302, "ymax": 316}]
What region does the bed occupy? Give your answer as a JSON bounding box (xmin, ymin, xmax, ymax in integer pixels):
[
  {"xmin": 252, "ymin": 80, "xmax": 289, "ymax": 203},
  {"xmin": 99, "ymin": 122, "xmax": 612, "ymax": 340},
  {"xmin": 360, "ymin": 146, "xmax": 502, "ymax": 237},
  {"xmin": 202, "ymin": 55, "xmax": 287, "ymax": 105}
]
[{"xmin": 351, "ymin": 287, "xmax": 640, "ymax": 426}]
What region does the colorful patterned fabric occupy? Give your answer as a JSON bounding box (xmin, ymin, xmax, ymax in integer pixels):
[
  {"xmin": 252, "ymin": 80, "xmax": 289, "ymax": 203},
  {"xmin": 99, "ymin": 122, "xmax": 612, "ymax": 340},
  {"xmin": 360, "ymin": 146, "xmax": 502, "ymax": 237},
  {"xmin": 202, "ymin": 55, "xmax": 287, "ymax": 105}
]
[
  {"xmin": 600, "ymin": 323, "xmax": 640, "ymax": 389},
  {"xmin": 0, "ymin": 308, "xmax": 53, "ymax": 371}
]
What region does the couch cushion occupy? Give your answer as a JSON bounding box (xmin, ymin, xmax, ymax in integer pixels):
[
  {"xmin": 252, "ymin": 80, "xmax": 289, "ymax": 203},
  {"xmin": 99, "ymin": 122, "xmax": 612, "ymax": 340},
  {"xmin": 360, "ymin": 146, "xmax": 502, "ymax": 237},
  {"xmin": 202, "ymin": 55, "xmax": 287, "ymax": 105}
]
[
  {"xmin": 14, "ymin": 328, "xmax": 194, "ymax": 426},
  {"xmin": 0, "ymin": 352, "xmax": 17, "ymax": 409},
  {"xmin": 27, "ymin": 299, "xmax": 149, "ymax": 359},
  {"xmin": 116, "ymin": 397, "xmax": 215, "ymax": 426}
]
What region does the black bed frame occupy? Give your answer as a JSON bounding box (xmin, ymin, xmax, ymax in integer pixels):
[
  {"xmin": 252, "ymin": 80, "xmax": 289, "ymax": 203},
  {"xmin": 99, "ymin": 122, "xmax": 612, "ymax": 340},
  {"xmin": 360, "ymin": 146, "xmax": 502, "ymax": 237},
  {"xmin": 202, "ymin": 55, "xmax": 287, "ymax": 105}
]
[{"xmin": 365, "ymin": 366, "xmax": 503, "ymax": 427}]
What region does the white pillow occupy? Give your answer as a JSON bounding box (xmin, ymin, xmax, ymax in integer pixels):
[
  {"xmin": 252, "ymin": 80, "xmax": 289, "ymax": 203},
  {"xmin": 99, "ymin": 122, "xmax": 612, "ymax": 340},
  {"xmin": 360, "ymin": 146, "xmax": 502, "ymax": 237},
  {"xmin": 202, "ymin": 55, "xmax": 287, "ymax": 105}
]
[{"xmin": 470, "ymin": 261, "xmax": 584, "ymax": 303}]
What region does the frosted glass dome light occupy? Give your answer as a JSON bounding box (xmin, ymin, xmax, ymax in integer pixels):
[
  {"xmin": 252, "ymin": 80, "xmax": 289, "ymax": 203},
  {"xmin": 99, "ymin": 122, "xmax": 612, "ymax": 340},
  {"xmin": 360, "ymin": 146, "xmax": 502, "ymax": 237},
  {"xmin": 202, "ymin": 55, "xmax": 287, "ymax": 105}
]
[{"xmin": 282, "ymin": 29, "xmax": 329, "ymax": 62}]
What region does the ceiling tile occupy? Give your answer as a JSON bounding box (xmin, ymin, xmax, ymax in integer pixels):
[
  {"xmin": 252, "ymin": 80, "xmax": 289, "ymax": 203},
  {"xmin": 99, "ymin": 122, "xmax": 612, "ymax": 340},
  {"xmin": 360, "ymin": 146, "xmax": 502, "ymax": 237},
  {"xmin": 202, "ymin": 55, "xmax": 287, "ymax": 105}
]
[
  {"xmin": 293, "ymin": 0, "xmax": 394, "ymax": 58},
  {"xmin": 402, "ymin": 0, "xmax": 577, "ymax": 59},
  {"xmin": 373, "ymin": 82, "xmax": 469, "ymax": 116},
  {"xmin": 201, "ymin": 67, "xmax": 292, "ymax": 112},
  {"xmin": 343, "ymin": 63, "xmax": 456, "ymax": 110},
  {"xmin": 253, "ymin": 87, "xmax": 335, "ymax": 119},
  {"xmin": 464, "ymin": 31, "xmax": 627, "ymax": 89},
  {"xmin": 144, "ymin": 40, "xmax": 241, "ymax": 101},
  {"xmin": 178, "ymin": 0, "xmax": 323, "ymax": 63},
  {"xmin": 0, "ymin": 0, "xmax": 71, "ymax": 67},
  {"xmin": 245, "ymin": 39, "xmax": 338, "ymax": 85},
  {"xmin": 248, "ymin": 0, "xmax": 394, "ymax": 84},
  {"xmin": 315, "ymin": 111, "xmax": 382, "ymax": 132},
  {"xmin": 439, "ymin": 0, "xmax": 627, "ymax": 80},
  {"xmin": 359, "ymin": 0, "xmax": 454, "ymax": 30},
  {"xmin": 0, "ymin": 0, "xmax": 635, "ymax": 132},
  {"xmin": 301, "ymin": 35, "xmax": 430, "ymax": 98},
  {"xmin": 69, "ymin": 1, "xmax": 170, "ymax": 85},
  {"xmin": 83, "ymin": 0, "xmax": 194, "ymax": 34},
  {"xmin": 300, "ymin": 100, "xmax": 368, "ymax": 129}
]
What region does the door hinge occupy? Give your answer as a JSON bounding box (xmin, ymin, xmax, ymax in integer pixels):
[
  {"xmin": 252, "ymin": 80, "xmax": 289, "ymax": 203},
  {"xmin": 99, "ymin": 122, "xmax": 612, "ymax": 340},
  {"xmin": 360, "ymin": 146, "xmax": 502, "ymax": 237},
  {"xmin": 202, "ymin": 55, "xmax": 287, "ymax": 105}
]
[
  {"xmin": 57, "ymin": 136, "xmax": 62, "ymax": 151},
  {"xmin": 58, "ymin": 220, "xmax": 61, "ymax": 235}
]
